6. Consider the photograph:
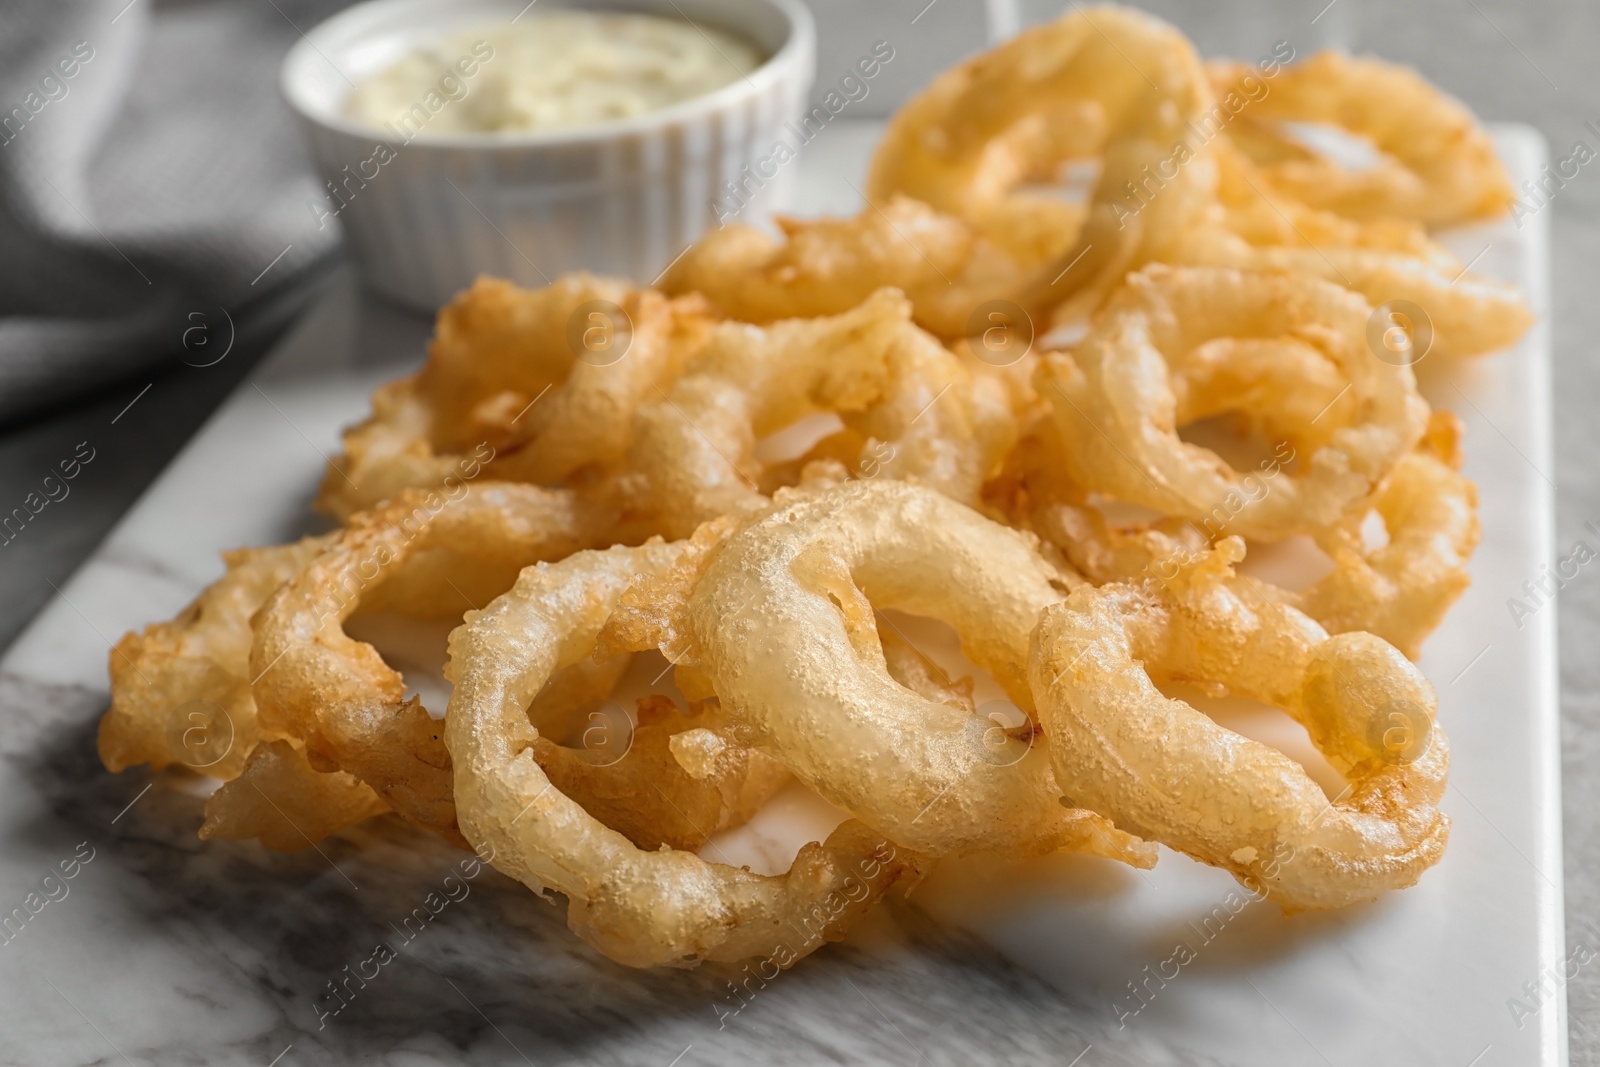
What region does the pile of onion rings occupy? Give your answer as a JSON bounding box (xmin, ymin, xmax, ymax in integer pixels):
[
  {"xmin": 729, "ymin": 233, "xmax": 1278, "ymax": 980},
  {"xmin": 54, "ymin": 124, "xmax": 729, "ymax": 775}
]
[{"xmin": 102, "ymin": 4, "xmax": 1527, "ymax": 971}]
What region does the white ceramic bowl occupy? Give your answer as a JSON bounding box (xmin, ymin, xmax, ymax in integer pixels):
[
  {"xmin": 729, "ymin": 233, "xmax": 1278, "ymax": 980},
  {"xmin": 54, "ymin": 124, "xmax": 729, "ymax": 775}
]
[{"xmin": 282, "ymin": 0, "xmax": 816, "ymax": 310}]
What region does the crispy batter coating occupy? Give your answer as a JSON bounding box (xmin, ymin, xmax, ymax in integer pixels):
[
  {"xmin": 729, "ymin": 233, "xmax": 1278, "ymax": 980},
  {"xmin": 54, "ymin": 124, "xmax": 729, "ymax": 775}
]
[
  {"xmin": 629, "ymin": 288, "xmax": 1017, "ymax": 538},
  {"xmin": 201, "ymin": 740, "xmax": 390, "ymax": 851},
  {"xmin": 1210, "ymin": 52, "xmax": 1515, "ymax": 226},
  {"xmin": 1005, "ymin": 409, "xmax": 1477, "ymax": 659},
  {"xmin": 1164, "ymin": 138, "xmax": 1533, "ymax": 358},
  {"xmin": 1031, "ymin": 539, "xmax": 1450, "ymax": 910},
  {"xmin": 1039, "ymin": 265, "xmax": 1429, "ymax": 540},
  {"xmin": 317, "ymin": 275, "xmax": 719, "ymax": 518},
  {"xmin": 101, "ymin": 536, "xmax": 333, "ymax": 780},
  {"xmin": 250, "ymin": 483, "xmax": 594, "ymax": 845},
  {"xmin": 445, "ymin": 540, "xmax": 927, "ymax": 967},
  {"xmin": 250, "ymin": 483, "xmax": 786, "ymax": 857},
  {"xmin": 869, "ymin": 6, "xmax": 1206, "ymax": 221},
  {"xmin": 102, "ymin": 535, "xmax": 400, "ymax": 848},
  {"xmin": 661, "ymin": 197, "xmax": 1078, "ymax": 339},
  {"xmin": 665, "ymin": 199, "xmax": 973, "ymax": 324},
  {"xmin": 684, "ymin": 480, "xmax": 1153, "ymax": 864},
  {"xmin": 1291, "ymin": 412, "xmax": 1480, "ymax": 659},
  {"xmin": 532, "ymin": 694, "xmax": 789, "ymax": 853},
  {"xmin": 871, "ymin": 5, "xmax": 1218, "ymax": 322}
]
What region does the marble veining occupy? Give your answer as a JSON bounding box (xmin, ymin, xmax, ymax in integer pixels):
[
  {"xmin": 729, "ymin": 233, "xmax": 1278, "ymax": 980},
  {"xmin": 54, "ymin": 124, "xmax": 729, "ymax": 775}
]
[{"xmin": 0, "ymin": 672, "xmax": 1181, "ymax": 1066}]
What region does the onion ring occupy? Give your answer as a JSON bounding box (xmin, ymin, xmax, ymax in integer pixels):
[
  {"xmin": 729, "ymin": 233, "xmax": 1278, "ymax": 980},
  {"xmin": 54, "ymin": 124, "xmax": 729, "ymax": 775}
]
[
  {"xmin": 597, "ymin": 495, "xmax": 982, "ymax": 720},
  {"xmin": 629, "ymin": 288, "xmax": 1016, "ymax": 539},
  {"xmin": 1209, "ymin": 52, "xmax": 1514, "ymax": 227},
  {"xmin": 663, "ymin": 200, "xmax": 971, "ymax": 325},
  {"xmin": 251, "ymin": 482, "xmax": 594, "ymax": 844},
  {"xmin": 985, "ymin": 414, "xmax": 1210, "ymax": 583},
  {"xmin": 101, "ymin": 536, "xmax": 402, "ymax": 848},
  {"xmin": 870, "ymin": 5, "xmax": 1218, "ymax": 322},
  {"xmin": 684, "ymin": 479, "xmax": 1154, "ymax": 863},
  {"xmin": 869, "ymin": 5, "xmax": 1207, "ymax": 225},
  {"xmin": 660, "ymin": 196, "xmax": 1069, "ymax": 339},
  {"xmin": 1164, "ymin": 139, "xmax": 1534, "ymax": 358},
  {"xmin": 1003, "ymin": 410, "xmax": 1478, "ymax": 658},
  {"xmin": 1039, "ymin": 265, "xmax": 1429, "ymax": 540},
  {"xmin": 317, "ymin": 275, "xmax": 717, "ymax": 518},
  {"xmin": 444, "ymin": 539, "xmax": 927, "ymax": 967},
  {"xmin": 101, "ymin": 535, "xmax": 333, "ymax": 780},
  {"xmin": 251, "ymin": 483, "xmax": 787, "ymax": 855},
  {"xmin": 1030, "ymin": 537, "xmax": 1450, "ymax": 909},
  {"xmin": 1290, "ymin": 411, "xmax": 1480, "ymax": 659}
]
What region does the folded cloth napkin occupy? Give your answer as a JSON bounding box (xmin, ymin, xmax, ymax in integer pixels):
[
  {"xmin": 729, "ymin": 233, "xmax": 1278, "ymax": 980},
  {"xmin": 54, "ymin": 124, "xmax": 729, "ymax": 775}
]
[{"xmin": 0, "ymin": 0, "xmax": 347, "ymax": 423}]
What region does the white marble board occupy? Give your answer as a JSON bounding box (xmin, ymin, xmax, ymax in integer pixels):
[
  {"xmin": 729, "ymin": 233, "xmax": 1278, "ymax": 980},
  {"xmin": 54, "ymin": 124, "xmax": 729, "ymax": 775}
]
[{"xmin": 0, "ymin": 122, "xmax": 1562, "ymax": 1067}]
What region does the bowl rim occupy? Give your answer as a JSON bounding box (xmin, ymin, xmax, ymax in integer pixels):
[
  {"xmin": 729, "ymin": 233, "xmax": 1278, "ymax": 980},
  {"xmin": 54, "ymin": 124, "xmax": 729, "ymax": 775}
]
[{"xmin": 280, "ymin": 0, "xmax": 816, "ymax": 150}]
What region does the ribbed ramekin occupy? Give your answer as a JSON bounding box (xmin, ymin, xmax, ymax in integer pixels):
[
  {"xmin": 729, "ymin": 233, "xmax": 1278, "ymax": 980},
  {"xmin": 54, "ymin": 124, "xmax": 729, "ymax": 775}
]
[{"xmin": 282, "ymin": 0, "xmax": 815, "ymax": 311}]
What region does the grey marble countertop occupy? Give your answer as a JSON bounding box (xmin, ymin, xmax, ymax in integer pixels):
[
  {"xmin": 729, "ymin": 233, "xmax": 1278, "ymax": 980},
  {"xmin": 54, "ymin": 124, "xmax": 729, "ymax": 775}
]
[{"xmin": 1, "ymin": 0, "xmax": 1595, "ymax": 1060}]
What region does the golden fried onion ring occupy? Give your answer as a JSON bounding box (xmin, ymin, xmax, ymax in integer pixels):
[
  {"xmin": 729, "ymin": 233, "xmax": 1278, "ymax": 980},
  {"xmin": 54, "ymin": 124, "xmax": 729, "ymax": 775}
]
[
  {"xmin": 1040, "ymin": 265, "xmax": 1428, "ymax": 540},
  {"xmin": 100, "ymin": 535, "xmax": 395, "ymax": 847},
  {"xmin": 1165, "ymin": 139, "xmax": 1534, "ymax": 358},
  {"xmin": 1004, "ymin": 412, "xmax": 1479, "ymax": 660},
  {"xmin": 869, "ymin": 5, "xmax": 1207, "ymax": 223},
  {"xmin": 871, "ymin": 5, "xmax": 1218, "ymax": 322},
  {"xmin": 686, "ymin": 480, "xmax": 1154, "ymax": 863},
  {"xmin": 318, "ymin": 275, "xmax": 716, "ymax": 518},
  {"xmin": 251, "ymin": 483, "xmax": 593, "ymax": 843},
  {"xmin": 1210, "ymin": 52, "xmax": 1514, "ymax": 227},
  {"xmin": 102, "ymin": 535, "xmax": 333, "ymax": 780},
  {"xmin": 663, "ymin": 199, "xmax": 972, "ymax": 326},
  {"xmin": 1030, "ymin": 538, "xmax": 1450, "ymax": 910},
  {"xmin": 661, "ymin": 196, "xmax": 1070, "ymax": 339},
  {"xmin": 630, "ymin": 288, "xmax": 1015, "ymax": 539},
  {"xmin": 444, "ymin": 540, "xmax": 925, "ymax": 968},
  {"xmin": 1291, "ymin": 412, "xmax": 1480, "ymax": 659},
  {"xmin": 98, "ymin": 534, "xmax": 408, "ymax": 848}
]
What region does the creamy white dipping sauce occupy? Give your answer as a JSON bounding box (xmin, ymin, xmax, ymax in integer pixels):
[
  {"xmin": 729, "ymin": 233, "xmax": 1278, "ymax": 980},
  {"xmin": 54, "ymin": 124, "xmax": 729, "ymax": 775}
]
[{"xmin": 343, "ymin": 11, "xmax": 765, "ymax": 136}]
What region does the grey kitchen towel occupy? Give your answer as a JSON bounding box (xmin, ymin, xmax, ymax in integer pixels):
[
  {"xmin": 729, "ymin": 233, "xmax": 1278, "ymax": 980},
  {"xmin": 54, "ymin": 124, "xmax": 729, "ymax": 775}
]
[{"xmin": 0, "ymin": 0, "xmax": 346, "ymax": 423}]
